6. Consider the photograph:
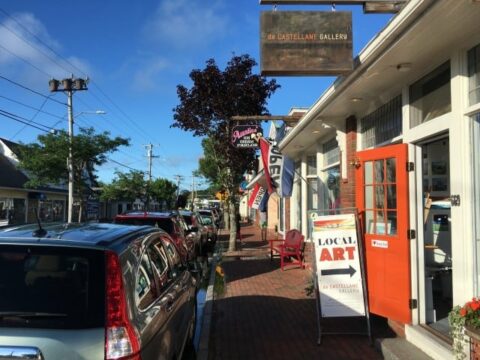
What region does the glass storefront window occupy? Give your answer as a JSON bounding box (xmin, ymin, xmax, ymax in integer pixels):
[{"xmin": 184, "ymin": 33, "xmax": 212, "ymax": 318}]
[
  {"xmin": 410, "ymin": 62, "xmax": 451, "ymax": 127},
  {"xmin": 38, "ymin": 200, "xmax": 65, "ymax": 222},
  {"xmin": 468, "ymin": 43, "xmax": 480, "ymax": 106},
  {"xmin": 0, "ymin": 198, "xmax": 26, "ymax": 226},
  {"xmin": 360, "ymin": 95, "xmax": 402, "ymax": 148},
  {"xmin": 322, "ymin": 167, "xmax": 340, "ymax": 211},
  {"xmin": 306, "ymin": 155, "xmax": 317, "ymax": 176}
]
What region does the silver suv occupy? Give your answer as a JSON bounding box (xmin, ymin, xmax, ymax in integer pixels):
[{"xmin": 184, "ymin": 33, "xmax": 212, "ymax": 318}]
[{"xmin": 0, "ymin": 223, "xmax": 197, "ymax": 360}]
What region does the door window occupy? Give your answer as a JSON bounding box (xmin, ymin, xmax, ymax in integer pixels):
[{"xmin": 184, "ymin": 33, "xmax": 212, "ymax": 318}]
[{"xmin": 364, "ymin": 158, "xmax": 397, "ymax": 235}]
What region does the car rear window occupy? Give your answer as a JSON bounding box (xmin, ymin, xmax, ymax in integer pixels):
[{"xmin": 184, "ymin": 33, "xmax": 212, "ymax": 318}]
[
  {"xmin": 182, "ymin": 215, "xmax": 193, "ymax": 226},
  {"xmin": 0, "ymin": 245, "xmax": 105, "ymax": 329},
  {"xmin": 116, "ymin": 217, "xmax": 174, "ymax": 234}
]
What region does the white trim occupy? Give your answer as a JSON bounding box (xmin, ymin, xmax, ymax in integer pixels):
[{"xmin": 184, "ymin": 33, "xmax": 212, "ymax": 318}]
[{"xmin": 465, "ymin": 103, "xmax": 480, "ymax": 117}]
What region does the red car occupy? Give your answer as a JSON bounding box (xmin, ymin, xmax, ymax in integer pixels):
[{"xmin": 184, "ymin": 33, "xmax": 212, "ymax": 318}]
[{"xmin": 114, "ymin": 211, "xmax": 195, "ymax": 262}]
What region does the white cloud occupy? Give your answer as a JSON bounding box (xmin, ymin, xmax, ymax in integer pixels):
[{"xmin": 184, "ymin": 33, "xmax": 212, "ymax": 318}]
[
  {"xmin": 0, "ymin": 13, "xmax": 93, "ymax": 85},
  {"xmin": 143, "ymin": 0, "xmax": 228, "ymax": 50},
  {"xmin": 132, "ymin": 57, "xmax": 170, "ymax": 91}
]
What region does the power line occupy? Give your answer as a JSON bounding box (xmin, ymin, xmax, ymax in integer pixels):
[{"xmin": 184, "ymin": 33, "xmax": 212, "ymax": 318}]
[
  {"xmin": 0, "ymin": 8, "xmax": 155, "ymax": 145},
  {"xmin": 0, "ymin": 109, "xmax": 55, "ymax": 134},
  {"xmin": 0, "ymin": 75, "xmax": 67, "ymax": 106},
  {"xmin": 0, "ymin": 16, "xmax": 75, "ymax": 78},
  {"xmin": 0, "ymin": 94, "xmax": 64, "ymax": 120},
  {"xmin": 0, "ymin": 42, "xmax": 51, "ymax": 78},
  {"xmin": 106, "ymin": 157, "xmax": 142, "ymax": 172}
]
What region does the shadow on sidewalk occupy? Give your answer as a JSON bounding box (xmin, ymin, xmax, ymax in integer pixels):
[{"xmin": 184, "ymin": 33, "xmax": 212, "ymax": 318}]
[
  {"xmin": 220, "ymin": 258, "xmax": 280, "ymax": 282},
  {"xmin": 209, "ymin": 295, "xmax": 394, "ymax": 360}
]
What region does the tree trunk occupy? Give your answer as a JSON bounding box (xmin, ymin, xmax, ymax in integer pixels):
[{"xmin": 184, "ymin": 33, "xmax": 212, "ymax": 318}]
[
  {"xmin": 228, "ymin": 200, "xmax": 237, "ymax": 252},
  {"xmin": 223, "ymin": 201, "xmax": 230, "ymax": 230}
]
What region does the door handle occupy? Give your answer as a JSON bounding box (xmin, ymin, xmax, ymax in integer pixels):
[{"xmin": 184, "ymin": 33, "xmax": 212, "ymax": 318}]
[{"xmin": 159, "ymin": 295, "xmax": 174, "ymax": 312}]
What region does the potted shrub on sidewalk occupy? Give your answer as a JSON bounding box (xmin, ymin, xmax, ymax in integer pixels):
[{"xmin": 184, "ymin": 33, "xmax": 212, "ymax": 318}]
[{"xmin": 449, "ymin": 297, "xmax": 480, "ymax": 360}]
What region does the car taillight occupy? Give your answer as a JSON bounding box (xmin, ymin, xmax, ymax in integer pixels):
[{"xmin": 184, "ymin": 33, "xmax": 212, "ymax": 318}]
[{"xmin": 105, "ymin": 251, "xmax": 141, "ymax": 360}]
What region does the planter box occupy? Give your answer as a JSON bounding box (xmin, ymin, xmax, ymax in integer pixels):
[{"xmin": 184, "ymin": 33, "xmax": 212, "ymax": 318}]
[{"xmin": 465, "ymin": 326, "xmax": 480, "ymax": 360}]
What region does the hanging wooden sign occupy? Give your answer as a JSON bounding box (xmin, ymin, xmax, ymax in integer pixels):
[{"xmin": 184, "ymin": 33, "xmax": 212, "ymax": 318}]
[
  {"xmin": 260, "ymin": 11, "xmax": 353, "ymax": 76},
  {"xmin": 231, "ymin": 124, "xmax": 263, "ymax": 148}
]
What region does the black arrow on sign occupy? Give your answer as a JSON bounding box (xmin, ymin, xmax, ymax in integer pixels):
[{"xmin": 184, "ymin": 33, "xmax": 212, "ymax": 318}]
[{"xmin": 321, "ymin": 265, "xmax": 356, "ymax": 277}]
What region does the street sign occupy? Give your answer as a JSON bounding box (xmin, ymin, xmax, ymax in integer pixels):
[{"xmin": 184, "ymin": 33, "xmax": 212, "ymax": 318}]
[
  {"xmin": 260, "ymin": 11, "xmax": 353, "ymax": 76},
  {"xmin": 312, "ymin": 213, "xmax": 366, "ymax": 317},
  {"xmin": 231, "ymin": 125, "xmax": 263, "ymax": 148}
]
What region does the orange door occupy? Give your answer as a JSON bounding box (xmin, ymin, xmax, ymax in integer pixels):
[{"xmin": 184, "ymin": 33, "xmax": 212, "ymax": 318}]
[{"xmin": 355, "ymin": 143, "xmax": 411, "ymax": 324}]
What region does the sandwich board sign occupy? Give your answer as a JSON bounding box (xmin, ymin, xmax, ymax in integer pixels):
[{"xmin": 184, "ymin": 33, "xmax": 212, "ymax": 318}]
[{"xmin": 312, "ymin": 213, "xmax": 366, "ymax": 317}]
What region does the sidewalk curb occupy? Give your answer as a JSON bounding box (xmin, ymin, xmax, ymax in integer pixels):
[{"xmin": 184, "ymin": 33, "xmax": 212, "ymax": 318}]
[{"xmin": 196, "ymin": 255, "xmax": 218, "ymax": 360}]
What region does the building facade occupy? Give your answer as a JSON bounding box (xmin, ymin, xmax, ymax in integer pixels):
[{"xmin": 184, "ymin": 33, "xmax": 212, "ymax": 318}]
[{"xmin": 278, "ymin": 0, "xmax": 480, "ymax": 358}]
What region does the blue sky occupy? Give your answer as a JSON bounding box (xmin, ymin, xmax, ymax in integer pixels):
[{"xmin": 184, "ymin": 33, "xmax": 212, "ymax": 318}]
[{"xmin": 0, "ymin": 0, "xmax": 392, "ymax": 191}]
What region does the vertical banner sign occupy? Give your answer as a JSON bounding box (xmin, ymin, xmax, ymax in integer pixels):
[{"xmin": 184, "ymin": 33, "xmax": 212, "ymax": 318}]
[
  {"xmin": 260, "ymin": 11, "xmax": 353, "ymax": 76},
  {"xmin": 312, "ymin": 213, "xmax": 366, "ymax": 317}
]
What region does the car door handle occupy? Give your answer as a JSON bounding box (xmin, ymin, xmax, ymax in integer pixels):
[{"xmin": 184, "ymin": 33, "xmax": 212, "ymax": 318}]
[{"xmin": 159, "ymin": 295, "xmax": 174, "ymax": 312}]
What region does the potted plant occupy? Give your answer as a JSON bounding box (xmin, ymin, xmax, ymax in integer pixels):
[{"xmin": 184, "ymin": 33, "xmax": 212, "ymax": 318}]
[{"xmin": 449, "ymin": 297, "xmax": 480, "ymax": 360}]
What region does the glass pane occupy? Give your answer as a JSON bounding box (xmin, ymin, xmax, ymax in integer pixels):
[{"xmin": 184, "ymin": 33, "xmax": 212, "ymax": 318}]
[
  {"xmin": 410, "ymin": 61, "xmax": 451, "ymax": 127},
  {"xmin": 365, "ymin": 161, "xmax": 373, "ymax": 185},
  {"xmin": 375, "ymin": 185, "xmax": 385, "ymax": 209},
  {"xmin": 386, "ymin": 158, "xmax": 396, "ymax": 183},
  {"xmin": 365, "ymin": 210, "xmax": 374, "ymax": 234},
  {"xmin": 307, "ymin": 155, "xmax": 317, "ymax": 175},
  {"xmin": 468, "ymin": 44, "xmax": 480, "ymax": 106},
  {"xmin": 375, "ymin": 160, "xmax": 384, "ymax": 183},
  {"xmin": 387, "ymin": 211, "xmax": 398, "ymax": 235},
  {"xmin": 376, "ymin": 210, "xmax": 386, "ymax": 234},
  {"xmin": 387, "ymin": 185, "xmax": 397, "ymax": 209},
  {"xmin": 365, "ymin": 186, "xmax": 374, "ymax": 209}
]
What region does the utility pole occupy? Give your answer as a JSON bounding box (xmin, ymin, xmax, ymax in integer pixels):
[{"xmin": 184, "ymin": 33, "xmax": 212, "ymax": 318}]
[
  {"xmin": 191, "ymin": 174, "xmax": 196, "ymax": 210},
  {"xmin": 144, "ymin": 143, "xmax": 159, "ymax": 182},
  {"xmin": 174, "ymin": 175, "xmax": 184, "ymax": 199},
  {"xmin": 49, "ymin": 76, "xmax": 88, "ymax": 223},
  {"xmin": 144, "ymin": 144, "xmax": 159, "ymax": 211}
]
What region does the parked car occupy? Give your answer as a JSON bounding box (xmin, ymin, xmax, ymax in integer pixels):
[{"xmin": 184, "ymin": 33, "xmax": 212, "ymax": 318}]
[
  {"xmin": 197, "ymin": 211, "xmax": 218, "ymax": 250},
  {"xmin": 114, "ymin": 211, "xmax": 195, "ymax": 262},
  {"xmin": 0, "ymin": 222, "xmax": 197, "ymax": 360},
  {"xmin": 179, "ymin": 210, "xmax": 207, "ymax": 255}
]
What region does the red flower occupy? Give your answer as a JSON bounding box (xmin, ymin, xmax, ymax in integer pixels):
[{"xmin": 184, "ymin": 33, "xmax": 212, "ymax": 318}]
[
  {"xmin": 471, "ymin": 301, "xmax": 480, "ymax": 311},
  {"xmin": 460, "ymin": 307, "xmax": 467, "ymax": 317}
]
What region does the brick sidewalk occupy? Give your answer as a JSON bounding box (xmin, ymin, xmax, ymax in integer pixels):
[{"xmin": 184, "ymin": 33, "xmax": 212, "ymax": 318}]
[{"xmin": 207, "ymin": 223, "xmax": 394, "ymax": 360}]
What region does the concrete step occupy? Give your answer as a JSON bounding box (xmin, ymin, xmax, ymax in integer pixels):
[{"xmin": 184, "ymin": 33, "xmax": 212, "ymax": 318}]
[{"xmin": 375, "ymin": 338, "xmax": 434, "ymax": 360}]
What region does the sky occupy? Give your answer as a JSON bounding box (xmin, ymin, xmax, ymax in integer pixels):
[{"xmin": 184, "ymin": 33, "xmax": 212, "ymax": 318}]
[{"xmin": 0, "ymin": 0, "xmax": 392, "ymax": 191}]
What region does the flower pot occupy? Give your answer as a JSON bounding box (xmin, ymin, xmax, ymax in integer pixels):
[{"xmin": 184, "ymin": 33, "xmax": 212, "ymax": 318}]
[{"xmin": 465, "ymin": 325, "xmax": 480, "ymax": 360}]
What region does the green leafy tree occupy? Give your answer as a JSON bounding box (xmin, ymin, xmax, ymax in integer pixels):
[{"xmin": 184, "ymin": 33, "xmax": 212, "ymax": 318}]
[
  {"xmin": 149, "ymin": 178, "xmax": 178, "ymax": 209},
  {"xmin": 17, "ymin": 127, "xmax": 129, "ymax": 222},
  {"xmin": 172, "ymin": 54, "xmax": 279, "ymax": 251},
  {"xmin": 100, "ymin": 170, "xmax": 147, "ymax": 204}
]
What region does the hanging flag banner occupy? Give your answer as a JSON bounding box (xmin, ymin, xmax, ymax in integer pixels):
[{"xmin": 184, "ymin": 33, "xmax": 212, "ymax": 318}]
[
  {"xmin": 260, "ymin": 11, "xmax": 353, "ymax": 76},
  {"xmin": 248, "ymin": 184, "xmax": 267, "ymax": 209},
  {"xmin": 312, "ymin": 213, "xmax": 366, "ymax": 317},
  {"xmin": 259, "ymin": 138, "xmax": 295, "ymax": 197},
  {"xmin": 231, "ymin": 125, "xmax": 263, "ymax": 148}
]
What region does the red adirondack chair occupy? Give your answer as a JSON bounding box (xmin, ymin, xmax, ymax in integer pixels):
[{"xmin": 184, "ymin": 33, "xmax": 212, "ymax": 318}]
[{"xmin": 269, "ymin": 229, "xmax": 305, "ymax": 271}]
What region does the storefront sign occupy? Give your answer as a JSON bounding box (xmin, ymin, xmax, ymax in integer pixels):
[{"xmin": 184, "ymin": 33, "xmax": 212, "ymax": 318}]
[
  {"xmin": 260, "ymin": 11, "xmax": 353, "ymax": 76},
  {"xmin": 312, "ymin": 213, "xmax": 366, "ymax": 317},
  {"xmin": 231, "ymin": 125, "xmax": 263, "ymax": 148}
]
